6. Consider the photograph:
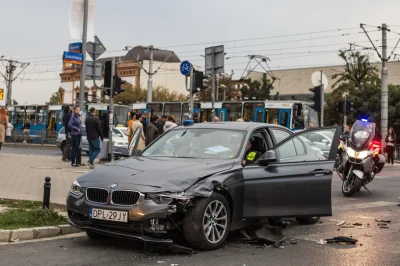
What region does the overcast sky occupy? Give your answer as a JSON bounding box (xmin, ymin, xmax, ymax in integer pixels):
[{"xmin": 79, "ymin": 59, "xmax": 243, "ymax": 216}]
[{"xmin": 1, "ymin": 0, "xmax": 399, "ymax": 104}]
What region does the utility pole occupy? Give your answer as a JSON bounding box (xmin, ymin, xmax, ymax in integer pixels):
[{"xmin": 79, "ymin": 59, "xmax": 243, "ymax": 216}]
[
  {"xmin": 108, "ymin": 57, "xmax": 115, "ymax": 161},
  {"xmin": 361, "ymin": 23, "xmax": 391, "ymax": 149},
  {"xmin": 147, "ymin": 45, "xmax": 154, "ymax": 103},
  {"xmin": 211, "ymin": 46, "xmax": 216, "ymax": 122},
  {"xmin": 79, "ymin": 0, "xmax": 89, "ymax": 110},
  {"xmin": 0, "ymin": 58, "xmax": 30, "ymax": 106},
  {"xmin": 381, "ymin": 24, "xmax": 388, "ymax": 149},
  {"xmin": 216, "ymin": 74, "xmax": 219, "ymax": 101},
  {"xmin": 320, "ymin": 70, "xmax": 324, "ymax": 127},
  {"xmin": 189, "ymin": 67, "xmax": 194, "ymax": 119}
]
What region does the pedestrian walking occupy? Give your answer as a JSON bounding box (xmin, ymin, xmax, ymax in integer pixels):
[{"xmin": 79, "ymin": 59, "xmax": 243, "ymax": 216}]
[
  {"xmin": 6, "ymin": 120, "xmax": 13, "ymax": 143},
  {"xmin": 22, "ymin": 118, "xmax": 30, "ymax": 144},
  {"xmin": 163, "ymin": 115, "xmax": 178, "ymax": 133},
  {"xmin": 0, "ymin": 107, "xmax": 8, "ymax": 151},
  {"xmin": 127, "ymin": 111, "xmax": 136, "ymax": 143},
  {"xmin": 68, "ymin": 106, "xmax": 83, "ymax": 167},
  {"xmin": 62, "ymin": 105, "xmax": 72, "ymax": 162},
  {"xmin": 85, "ymin": 107, "xmax": 104, "ymax": 169},
  {"xmin": 385, "ymin": 127, "xmax": 396, "ymax": 167},
  {"xmin": 146, "ymin": 115, "xmax": 160, "ymax": 146},
  {"xmin": 130, "ymin": 113, "xmax": 145, "ymax": 153},
  {"xmin": 101, "ymin": 110, "xmax": 110, "ymax": 139},
  {"xmin": 142, "ymin": 111, "xmax": 149, "ymax": 135}
]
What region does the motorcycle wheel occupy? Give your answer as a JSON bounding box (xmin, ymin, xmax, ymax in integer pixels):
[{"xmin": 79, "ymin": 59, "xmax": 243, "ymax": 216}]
[{"xmin": 342, "ymin": 174, "xmax": 363, "ymax": 197}]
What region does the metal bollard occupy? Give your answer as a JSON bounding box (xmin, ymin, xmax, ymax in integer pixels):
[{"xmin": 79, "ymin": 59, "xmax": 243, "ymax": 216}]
[{"xmin": 43, "ymin": 177, "xmax": 51, "ymax": 209}]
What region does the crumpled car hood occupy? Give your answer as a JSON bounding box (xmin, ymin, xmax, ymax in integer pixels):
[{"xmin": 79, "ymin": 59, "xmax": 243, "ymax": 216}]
[{"xmin": 77, "ymin": 156, "xmax": 235, "ymax": 193}]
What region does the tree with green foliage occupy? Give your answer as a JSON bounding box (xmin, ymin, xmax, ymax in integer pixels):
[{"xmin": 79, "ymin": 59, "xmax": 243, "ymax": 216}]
[
  {"xmin": 49, "ymin": 92, "xmax": 61, "ymax": 105},
  {"xmin": 195, "ymin": 75, "xmax": 240, "ymax": 102},
  {"xmin": 240, "ymin": 73, "xmax": 274, "ymax": 101}
]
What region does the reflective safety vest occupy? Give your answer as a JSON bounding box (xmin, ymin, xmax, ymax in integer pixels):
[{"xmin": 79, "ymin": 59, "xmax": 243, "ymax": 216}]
[{"xmin": 246, "ymin": 151, "xmax": 257, "ymax": 161}]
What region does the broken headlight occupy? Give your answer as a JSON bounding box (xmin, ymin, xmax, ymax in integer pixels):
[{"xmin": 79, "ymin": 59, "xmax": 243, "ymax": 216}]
[
  {"xmin": 147, "ymin": 193, "xmax": 192, "ymax": 205},
  {"xmin": 70, "ymin": 180, "xmax": 84, "ymax": 196}
]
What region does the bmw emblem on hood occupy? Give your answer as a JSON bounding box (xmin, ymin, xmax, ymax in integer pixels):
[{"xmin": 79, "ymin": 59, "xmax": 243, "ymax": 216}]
[{"xmin": 110, "ymin": 183, "xmax": 118, "ymax": 189}]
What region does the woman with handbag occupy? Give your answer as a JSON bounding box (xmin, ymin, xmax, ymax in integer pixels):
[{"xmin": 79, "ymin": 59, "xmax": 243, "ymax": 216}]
[{"xmin": 385, "ymin": 127, "xmax": 396, "ymax": 167}]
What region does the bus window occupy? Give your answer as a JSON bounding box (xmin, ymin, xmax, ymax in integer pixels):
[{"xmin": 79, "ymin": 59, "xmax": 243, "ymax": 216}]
[
  {"xmin": 164, "ymin": 103, "xmax": 182, "ymax": 125},
  {"xmin": 243, "ymin": 102, "xmax": 264, "ymax": 122},
  {"xmin": 265, "ymin": 109, "xmax": 279, "ymax": 124},
  {"xmin": 292, "ymin": 103, "xmax": 305, "ymax": 129},
  {"xmin": 114, "ymin": 105, "xmax": 129, "ymax": 126},
  {"xmin": 37, "ymin": 106, "xmax": 47, "ymax": 125},
  {"xmin": 147, "ymin": 103, "xmax": 163, "ymax": 118},
  {"xmin": 280, "ymin": 111, "xmax": 289, "ymax": 127},
  {"xmin": 15, "ymin": 106, "xmax": 25, "ymax": 126},
  {"xmin": 222, "ymin": 103, "xmax": 242, "ymax": 121},
  {"xmin": 25, "ymin": 106, "xmax": 36, "ymax": 125},
  {"xmin": 182, "ymin": 103, "xmax": 200, "ymax": 121}
]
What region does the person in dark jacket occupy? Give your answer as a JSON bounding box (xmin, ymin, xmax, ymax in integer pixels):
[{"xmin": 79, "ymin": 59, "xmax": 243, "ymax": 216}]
[
  {"xmin": 68, "ymin": 106, "xmax": 83, "ymax": 167},
  {"xmin": 157, "ymin": 115, "xmax": 167, "ymax": 134},
  {"xmin": 145, "ymin": 115, "xmax": 159, "ymax": 146},
  {"xmin": 142, "ymin": 111, "xmax": 149, "ymax": 135},
  {"xmin": 62, "ymin": 105, "xmax": 72, "ymax": 162},
  {"xmin": 385, "ymin": 127, "xmax": 396, "ymax": 166},
  {"xmin": 85, "ymin": 107, "xmax": 104, "ymax": 169},
  {"xmin": 101, "ymin": 111, "xmax": 110, "ymax": 139}
]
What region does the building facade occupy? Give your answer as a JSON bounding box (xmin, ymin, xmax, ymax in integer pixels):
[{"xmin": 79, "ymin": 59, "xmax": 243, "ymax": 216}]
[
  {"xmin": 247, "ymin": 61, "xmax": 400, "ymax": 101},
  {"xmin": 58, "ymin": 46, "xmax": 190, "ymax": 105}
]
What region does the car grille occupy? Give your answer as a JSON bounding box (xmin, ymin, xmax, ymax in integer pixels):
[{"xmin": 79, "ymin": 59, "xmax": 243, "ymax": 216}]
[
  {"xmin": 86, "ymin": 188, "xmax": 109, "ymax": 203},
  {"xmin": 111, "ymin": 191, "xmax": 140, "ymax": 205}
]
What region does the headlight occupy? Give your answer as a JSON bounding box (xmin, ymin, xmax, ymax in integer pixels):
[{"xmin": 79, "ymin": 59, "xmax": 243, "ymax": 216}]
[
  {"xmin": 70, "ymin": 180, "xmax": 84, "ymax": 196},
  {"xmin": 147, "ymin": 193, "xmax": 192, "ymax": 205},
  {"xmin": 347, "ymin": 147, "xmax": 368, "ymax": 159}
]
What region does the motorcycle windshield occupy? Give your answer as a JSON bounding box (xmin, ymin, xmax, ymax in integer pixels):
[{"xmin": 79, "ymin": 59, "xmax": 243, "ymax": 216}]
[{"xmin": 349, "ymin": 120, "xmax": 375, "ymax": 150}]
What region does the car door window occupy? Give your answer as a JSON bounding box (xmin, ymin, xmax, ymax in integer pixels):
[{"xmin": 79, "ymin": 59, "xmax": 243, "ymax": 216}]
[
  {"xmin": 270, "ymin": 128, "xmax": 291, "ymax": 144},
  {"xmin": 275, "ymin": 128, "xmax": 337, "ymax": 163}
]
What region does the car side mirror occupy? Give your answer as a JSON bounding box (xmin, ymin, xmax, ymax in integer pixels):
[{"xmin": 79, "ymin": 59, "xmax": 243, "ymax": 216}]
[{"xmin": 259, "ymin": 150, "xmax": 277, "ymax": 166}]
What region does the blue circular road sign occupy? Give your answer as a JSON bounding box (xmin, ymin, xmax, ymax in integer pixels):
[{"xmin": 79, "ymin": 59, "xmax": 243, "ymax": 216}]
[{"xmin": 180, "ymin": 60, "xmax": 192, "ymax": 76}]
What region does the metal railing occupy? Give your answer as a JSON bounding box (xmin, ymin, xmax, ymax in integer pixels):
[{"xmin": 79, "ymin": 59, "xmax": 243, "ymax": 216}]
[{"xmin": 5, "ymin": 129, "xmax": 57, "ymax": 145}]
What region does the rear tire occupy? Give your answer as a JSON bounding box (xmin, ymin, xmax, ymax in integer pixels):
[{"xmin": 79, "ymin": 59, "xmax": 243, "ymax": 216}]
[
  {"xmin": 342, "ymin": 174, "xmax": 363, "ymax": 197},
  {"xmin": 296, "ymin": 217, "xmax": 320, "ymax": 225},
  {"xmin": 86, "ymin": 230, "xmax": 107, "ymax": 239},
  {"xmin": 183, "ymin": 193, "xmax": 231, "ymax": 250}
]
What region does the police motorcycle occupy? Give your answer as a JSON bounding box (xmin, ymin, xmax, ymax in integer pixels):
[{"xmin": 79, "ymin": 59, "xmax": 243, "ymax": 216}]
[{"xmin": 337, "ymin": 119, "xmax": 385, "ymax": 197}]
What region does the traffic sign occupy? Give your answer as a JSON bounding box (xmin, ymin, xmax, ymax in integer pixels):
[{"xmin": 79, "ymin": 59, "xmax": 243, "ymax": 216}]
[
  {"xmin": 205, "ymin": 45, "xmax": 225, "ymax": 75},
  {"xmin": 63, "ymin": 51, "xmax": 83, "ymax": 65},
  {"xmin": 180, "ymin": 61, "xmax": 192, "ymax": 76},
  {"xmin": 86, "ymin": 61, "xmax": 102, "ymax": 80},
  {"xmin": 87, "ymin": 36, "xmax": 106, "ymax": 61},
  {"xmin": 69, "ymin": 42, "xmax": 82, "ymax": 53}
]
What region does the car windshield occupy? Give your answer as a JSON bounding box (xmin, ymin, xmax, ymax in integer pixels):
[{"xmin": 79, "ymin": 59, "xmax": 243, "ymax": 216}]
[{"xmin": 141, "ymin": 128, "xmax": 246, "ymax": 159}]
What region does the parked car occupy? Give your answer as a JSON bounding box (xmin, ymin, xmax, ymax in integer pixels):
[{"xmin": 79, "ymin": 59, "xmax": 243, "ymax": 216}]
[
  {"xmin": 56, "ymin": 126, "xmax": 129, "ymax": 154},
  {"xmin": 67, "ymin": 122, "xmax": 340, "ymax": 250}
]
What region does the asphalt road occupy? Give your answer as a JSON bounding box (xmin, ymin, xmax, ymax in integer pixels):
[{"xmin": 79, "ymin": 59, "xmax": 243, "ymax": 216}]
[
  {"xmin": 2, "ymin": 144, "xmax": 62, "ymax": 156},
  {"xmin": 1, "ymin": 168, "xmax": 400, "ymax": 265}
]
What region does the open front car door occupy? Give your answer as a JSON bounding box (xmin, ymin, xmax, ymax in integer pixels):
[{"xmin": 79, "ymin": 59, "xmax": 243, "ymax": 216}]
[{"xmin": 243, "ymin": 126, "xmax": 341, "ymax": 219}]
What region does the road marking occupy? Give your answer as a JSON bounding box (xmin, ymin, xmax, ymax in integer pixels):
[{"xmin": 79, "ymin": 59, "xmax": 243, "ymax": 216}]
[{"xmin": 334, "ymin": 201, "xmax": 398, "ymax": 211}]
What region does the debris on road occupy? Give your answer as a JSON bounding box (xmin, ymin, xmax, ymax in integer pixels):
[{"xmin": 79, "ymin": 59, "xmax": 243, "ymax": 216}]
[
  {"xmin": 375, "ymin": 219, "xmax": 391, "ymax": 223},
  {"xmin": 237, "ymin": 224, "xmax": 286, "ymax": 248},
  {"xmin": 336, "ymin": 221, "xmax": 346, "ymax": 226},
  {"xmin": 317, "ymin": 239, "xmax": 327, "ymax": 245},
  {"xmin": 353, "ymin": 223, "xmax": 363, "ymax": 226},
  {"xmin": 379, "ymin": 226, "xmax": 390, "ymax": 229},
  {"xmin": 325, "ymin": 237, "xmax": 358, "ymax": 245},
  {"xmin": 290, "ymin": 239, "xmax": 298, "ymax": 245},
  {"xmin": 339, "ymin": 225, "xmax": 355, "ymax": 229}
]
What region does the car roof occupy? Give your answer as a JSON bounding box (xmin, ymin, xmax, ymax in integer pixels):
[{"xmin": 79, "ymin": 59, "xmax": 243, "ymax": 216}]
[{"xmin": 174, "ymin": 122, "xmax": 289, "ymax": 132}]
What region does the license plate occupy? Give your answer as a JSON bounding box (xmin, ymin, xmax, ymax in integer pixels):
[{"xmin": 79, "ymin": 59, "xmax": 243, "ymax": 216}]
[{"xmin": 90, "ymin": 208, "xmax": 128, "ymax": 223}]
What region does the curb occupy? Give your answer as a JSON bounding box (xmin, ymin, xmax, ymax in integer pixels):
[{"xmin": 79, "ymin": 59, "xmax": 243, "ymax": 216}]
[{"xmin": 0, "ymin": 224, "xmax": 82, "ymax": 243}]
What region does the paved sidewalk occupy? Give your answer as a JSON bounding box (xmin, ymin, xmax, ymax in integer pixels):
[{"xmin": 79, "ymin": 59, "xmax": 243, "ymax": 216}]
[{"xmin": 0, "ymin": 153, "xmax": 92, "ymax": 205}]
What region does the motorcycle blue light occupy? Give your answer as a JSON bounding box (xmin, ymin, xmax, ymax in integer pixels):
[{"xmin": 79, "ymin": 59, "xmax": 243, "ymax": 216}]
[
  {"xmin": 361, "ymin": 119, "xmax": 368, "ymax": 122},
  {"xmin": 183, "ymin": 120, "xmax": 194, "ymax": 126}
]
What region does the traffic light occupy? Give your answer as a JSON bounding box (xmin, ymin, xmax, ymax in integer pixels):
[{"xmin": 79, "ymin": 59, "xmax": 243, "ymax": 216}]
[
  {"xmin": 308, "ymin": 85, "xmax": 323, "ymax": 112},
  {"xmin": 345, "ymin": 99, "xmax": 352, "ymax": 115},
  {"xmin": 192, "ymin": 70, "xmax": 207, "ymax": 94},
  {"xmin": 113, "ymin": 75, "xmax": 127, "ymax": 95},
  {"xmin": 337, "ymin": 101, "xmax": 344, "ymax": 113},
  {"xmin": 103, "ymin": 61, "xmax": 112, "ymax": 96}
]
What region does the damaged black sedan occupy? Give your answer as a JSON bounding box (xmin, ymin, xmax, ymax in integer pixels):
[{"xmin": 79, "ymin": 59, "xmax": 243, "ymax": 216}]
[{"xmin": 67, "ymin": 122, "xmax": 341, "ymax": 250}]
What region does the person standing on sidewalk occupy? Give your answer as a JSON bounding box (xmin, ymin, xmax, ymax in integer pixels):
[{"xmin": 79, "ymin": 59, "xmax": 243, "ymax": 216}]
[
  {"xmin": 6, "ymin": 120, "xmax": 13, "ymax": 143},
  {"xmin": 62, "ymin": 105, "xmax": 72, "ymax": 162},
  {"xmin": 22, "ymin": 118, "xmax": 30, "ymax": 144},
  {"xmin": 85, "ymin": 107, "xmax": 103, "ymax": 169},
  {"xmin": 127, "ymin": 111, "xmax": 136, "ymax": 143},
  {"xmin": 385, "ymin": 127, "xmax": 396, "ymax": 167},
  {"xmin": 0, "ymin": 107, "xmax": 8, "ymax": 151},
  {"xmin": 68, "ymin": 106, "xmax": 83, "ymax": 167},
  {"xmin": 130, "ymin": 113, "xmax": 145, "ymax": 153},
  {"xmin": 145, "ymin": 115, "xmax": 160, "ymax": 146}
]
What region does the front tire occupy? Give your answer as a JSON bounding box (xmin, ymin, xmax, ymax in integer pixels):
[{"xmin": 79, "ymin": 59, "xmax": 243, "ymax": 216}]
[
  {"xmin": 342, "ymin": 174, "xmax": 363, "ymax": 197},
  {"xmin": 296, "ymin": 217, "xmax": 320, "ymax": 225},
  {"xmin": 183, "ymin": 193, "xmax": 231, "ymax": 250}
]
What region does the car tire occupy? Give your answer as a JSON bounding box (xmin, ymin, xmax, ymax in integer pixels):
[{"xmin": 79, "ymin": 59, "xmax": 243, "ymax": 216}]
[
  {"xmin": 296, "ymin": 217, "xmax": 320, "ymax": 225},
  {"xmin": 60, "ymin": 141, "xmax": 66, "ymax": 153},
  {"xmin": 86, "ymin": 230, "xmax": 107, "ymax": 239},
  {"xmin": 183, "ymin": 193, "xmax": 231, "ymax": 250}
]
